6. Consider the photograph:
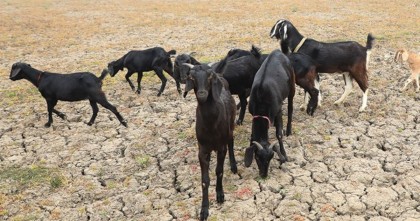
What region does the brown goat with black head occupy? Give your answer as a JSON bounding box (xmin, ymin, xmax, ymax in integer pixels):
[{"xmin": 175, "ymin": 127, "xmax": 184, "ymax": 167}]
[
  {"xmin": 270, "ymin": 19, "xmax": 375, "ymax": 112},
  {"xmin": 183, "ymin": 64, "xmax": 237, "ymax": 221}
]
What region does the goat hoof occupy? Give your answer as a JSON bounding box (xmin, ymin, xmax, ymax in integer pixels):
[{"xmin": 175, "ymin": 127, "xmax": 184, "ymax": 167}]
[
  {"xmin": 235, "ymin": 119, "xmax": 243, "ymax": 125},
  {"xmin": 216, "ymin": 191, "xmax": 225, "ymax": 203},
  {"xmin": 200, "ymin": 208, "xmax": 209, "ymax": 221},
  {"xmin": 44, "ymin": 122, "xmax": 51, "ymax": 128},
  {"xmin": 136, "ymin": 89, "xmax": 141, "ymax": 95},
  {"xmin": 121, "ymin": 120, "xmax": 128, "ymax": 127},
  {"xmin": 87, "ymin": 122, "xmax": 93, "ymax": 126},
  {"xmin": 230, "ymin": 164, "xmax": 238, "ymax": 174},
  {"xmin": 157, "ymin": 92, "xmax": 162, "ymax": 97}
]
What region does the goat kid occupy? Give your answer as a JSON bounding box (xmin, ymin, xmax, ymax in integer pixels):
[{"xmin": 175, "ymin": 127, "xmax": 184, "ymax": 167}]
[
  {"xmin": 108, "ymin": 47, "xmax": 177, "ymax": 96},
  {"xmin": 10, "ymin": 62, "xmax": 127, "ymax": 127},
  {"xmin": 183, "ymin": 64, "xmax": 237, "ymax": 221},
  {"xmin": 245, "ymin": 49, "xmax": 295, "ymax": 178},
  {"xmin": 394, "ymin": 49, "xmax": 420, "ymax": 92},
  {"xmin": 270, "ymin": 19, "xmax": 375, "ymax": 112}
]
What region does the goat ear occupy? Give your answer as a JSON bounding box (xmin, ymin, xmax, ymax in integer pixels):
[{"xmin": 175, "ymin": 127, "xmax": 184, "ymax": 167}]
[
  {"xmin": 11, "ymin": 68, "xmax": 22, "ymax": 77},
  {"xmin": 190, "ymin": 57, "xmax": 200, "ymax": 65},
  {"xmin": 244, "ymin": 146, "xmax": 255, "ymax": 167},
  {"xmin": 183, "ymin": 77, "xmax": 194, "ymax": 98},
  {"xmin": 211, "ymin": 72, "xmax": 223, "ymax": 100}
]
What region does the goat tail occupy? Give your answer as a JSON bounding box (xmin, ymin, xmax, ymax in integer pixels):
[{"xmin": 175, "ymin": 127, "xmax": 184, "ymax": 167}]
[
  {"xmin": 366, "ymin": 33, "xmax": 375, "ymax": 50},
  {"xmin": 365, "ymin": 33, "xmax": 375, "ymax": 71},
  {"xmin": 251, "ymin": 45, "xmax": 262, "ymax": 58},
  {"xmin": 99, "ymin": 69, "xmax": 109, "ymax": 81}
]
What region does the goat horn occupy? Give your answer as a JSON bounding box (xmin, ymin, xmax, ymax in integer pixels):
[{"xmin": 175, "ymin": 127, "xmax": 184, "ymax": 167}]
[
  {"xmin": 189, "ymin": 52, "xmax": 197, "ymax": 56},
  {"xmin": 252, "ymin": 141, "xmax": 264, "ymax": 151},
  {"xmin": 182, "ymin": 63, "xmax": 194, "ymax": 69}
]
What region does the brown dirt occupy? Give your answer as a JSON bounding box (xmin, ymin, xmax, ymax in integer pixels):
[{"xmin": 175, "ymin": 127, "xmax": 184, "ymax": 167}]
[{"xmin": 0, "ymin": 0, "xmax": 419, "ymax": 220}]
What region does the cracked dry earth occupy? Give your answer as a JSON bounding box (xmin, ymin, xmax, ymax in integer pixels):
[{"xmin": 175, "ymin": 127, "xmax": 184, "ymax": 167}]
[
  {"xmin": 0, "ymin": 1, "xmax": 420, "ymax": 221},
  {"xmin": 0, "ymin": 47, "xmax": 419, "ymax": 221}
]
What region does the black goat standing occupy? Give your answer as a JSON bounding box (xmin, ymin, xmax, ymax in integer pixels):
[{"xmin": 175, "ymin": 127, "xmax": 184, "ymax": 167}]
[
  {"xmin": 173, "ymin": 53, "xmax": 202, "ymax": 85},
  {"xmin": 245, "ymin": 49, "xmax": 295, "ymax": 178},
  {"xmin": 108, "ymin": 47, "xmax": 177, "ymax": 96},
  {"xmin": 213, "ymin": 45, "xmax": 268, "ymax": 125},
  {"xmin": 183, "ymin": 64, "xmax": 237, "ymax": 221},
  {"xmin": 9, "ymin": 62, "xmax": 127, "ymax": 128},
  {"xmin": 270, "ymin": 19, "xmax": 374, "ymax": 112}
]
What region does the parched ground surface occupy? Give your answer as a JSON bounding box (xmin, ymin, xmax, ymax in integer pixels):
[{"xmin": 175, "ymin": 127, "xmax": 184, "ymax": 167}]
[{"xmin": 0, "ymin": 1, "xmax": 419, "ymax": 220}]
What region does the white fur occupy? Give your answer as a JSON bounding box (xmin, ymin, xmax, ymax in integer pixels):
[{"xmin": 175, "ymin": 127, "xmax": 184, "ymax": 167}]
[
  {"xmin": 359, "ymin": 89, "xmax": 369, "ymax": 112},
  {"xmin": 334, "ymin": 73, "xmax": 353, "ymax": 104},
  {"xmin": 366, "ymin": 50, "xmax": 372, "ymax": 71},
  {"xmin": 283, "ymin": 24, "xmax": 288, "ymax": 40},
  {"xmin": 270, "ymin": 20, "xmax": 283, "ymax": 37},
  {"xmin": 315, "ymin": 78, "xmax": 322, "ymax": 107}
]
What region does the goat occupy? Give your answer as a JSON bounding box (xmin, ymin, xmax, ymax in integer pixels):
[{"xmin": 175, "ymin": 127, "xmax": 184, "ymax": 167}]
[
  {"xmin": 245, "ymin": 49, "xmax": 295, "ymax": 178},
  {"xmin": 183, "ymin": 64, "xmax": 237, "ymax": 221},
  {"xmin": 212, "ymin": 45, "xmax": 268, "ymax": 125},
  {"xmin": 394, "ymin": 49, "xmax": 420, "ymax": 92},
  {"xmin": 9, "ymin": 62, "xmax": 127, "ymax": 128},
  {"xmin": 288, "ymin": 52, "xmax": 320, "ymax": 116},
  {"xmin": 270, "ymin": 19, "xmax": 375, "ymax": 112},
  {"xmin": 107, "ymin": 47, "xmax": 177, "ymax": 96}
]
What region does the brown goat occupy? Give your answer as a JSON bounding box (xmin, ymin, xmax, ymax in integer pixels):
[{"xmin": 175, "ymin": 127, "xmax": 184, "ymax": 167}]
[{"xmin": 394, "ymin": 49, "xmax": 420, "ymax": 92}]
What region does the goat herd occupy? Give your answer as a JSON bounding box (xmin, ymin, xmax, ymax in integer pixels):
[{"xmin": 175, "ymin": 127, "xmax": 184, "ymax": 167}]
[{"xmin": 8, "ymin": 19, "xmax": 419, "ymax": 220}]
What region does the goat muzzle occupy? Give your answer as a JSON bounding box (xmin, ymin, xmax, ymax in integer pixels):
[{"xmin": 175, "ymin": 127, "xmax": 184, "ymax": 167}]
[{"xmin": 196, "ymin": 90, "xmax": 208, "ymax": 103}]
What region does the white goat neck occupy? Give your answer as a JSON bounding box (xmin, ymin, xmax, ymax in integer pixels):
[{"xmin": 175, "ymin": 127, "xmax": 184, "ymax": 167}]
[{"xmin": 293, "ymin": 37, "xmax": 307, "ymax": 53}]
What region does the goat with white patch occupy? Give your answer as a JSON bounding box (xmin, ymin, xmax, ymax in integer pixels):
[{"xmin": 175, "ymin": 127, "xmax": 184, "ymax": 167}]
[
  {"xmin": 394, "ymin": 49, "xmax": 419, "ymax": 92},
  {"xmin": 270, "ymin": 19, "xmax": 375, "ymax": 112}
]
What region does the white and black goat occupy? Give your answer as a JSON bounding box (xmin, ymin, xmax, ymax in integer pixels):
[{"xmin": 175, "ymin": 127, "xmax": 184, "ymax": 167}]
[
  {"xmin": 394, "ymin": 49, "xmax": 419, "ymax": 92},
  {"xmin": 245, "ymin": 49, "xmax": 295, "ymax": 178},
  {"xmin": 10, "ymin": 62, "xmax": 127, "ymax": 127},
  {"xmin": 107, "ymin": 47, "xmax": 177, "ymax": 96},
  {"xmin": 183, "ymin": 64, "xmax": 238, "ymax": 221},
  {"xmin": 270, "ymin": 19, "xmax": 375, "ymax": 112}
]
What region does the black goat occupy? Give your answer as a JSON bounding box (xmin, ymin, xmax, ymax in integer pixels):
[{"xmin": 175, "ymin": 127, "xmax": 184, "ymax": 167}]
[
  {"xmin": 108, "ymin": 47, "xmax": 177, "ymax": 96},
  {"xmin": 270, "ymin": 19, "xmax": 375, "ymax": 112},
  {"xmin": 183, "ymin": 64, "xmax": 237, "ymax": 221},
  {"xmin": 245, "ymin": 49, "xmax": 295, "ymax": 178},
  {"xmin": 10, "ymin": 62, "xmax": 127, "ymax": 128},
  {"xmin": 213, "ymin": 45, "xmax": 268, "ymax": 125},
  {"xmin": 173, "ymin": 53, "xmax": 202, "ymax": 85}
]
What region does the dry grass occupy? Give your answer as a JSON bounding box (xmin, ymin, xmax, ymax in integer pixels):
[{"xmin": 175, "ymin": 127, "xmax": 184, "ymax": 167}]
[{"xmin": 1, "ymin": 0, "xmax": 418, "ymax": 114}]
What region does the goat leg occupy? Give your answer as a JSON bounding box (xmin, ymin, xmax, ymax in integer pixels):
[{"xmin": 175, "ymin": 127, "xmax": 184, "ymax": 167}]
[
  {"xmin": 215, "ymin": 146, "xmax": 227, "ymax": 204},
  {"xmin": 52, "ymin": 109, "xmax": 66, "ymax": 120},
  {"xmin": 199, "ymin": 147, "xmax": 211, "ymax": 221},
  {"xmin": 275, "ymin": 114, "xmax": 288, "ymax": 163},
  {"xmin": 228, "ymin": 137, "xmax": 237, "ymax": 173},
  {"xmin": 155, "ymin": 69, "xmax": 167, "ymax": 97},
  {"xmin": 87, "ymin": 100, "xmax": 99, "ymax": 126},
  {"xmin": 45, "ymin": 99, "xmax": 57, "ymax": 127},
  {"xmin": 125, "ymin": 70, "xmax": 136, "ymax": 92},
  {"xmin": 307, "ymin": 89, "xmax": 319, "ymax": 116},
  {"xmin": 96, "ymin": 98, "xmax": 128, "ymax": 127},
  {"xmin": 236, "ymin": 93, "xmax": 248, "ymax": 125}
]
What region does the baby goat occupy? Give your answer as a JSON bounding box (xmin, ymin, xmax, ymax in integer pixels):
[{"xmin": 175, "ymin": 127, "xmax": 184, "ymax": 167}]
[
  {"xmin": 245, "ymin": 49, "xmax": 295, "ymax": 178},
  {"xmin": 10, "ymin": 62, "xmax": 127, "ymax": 128},
  {"xmin": 394, "ymin": 49, "xmax": 419, "ymax": 92},
  {"xmin": 270, "ymin": 19, "xmax": 375, "ymax": 112},
  {"xmin": 108, "ymin": 47, "xmax": 177, "ymax": 96},
  {"xmin": 183, "ymin": 64, "xmax": 237, "ymax": 221}
]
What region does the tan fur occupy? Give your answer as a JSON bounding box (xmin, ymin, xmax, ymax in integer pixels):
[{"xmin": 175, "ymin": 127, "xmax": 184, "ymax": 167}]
[{"xmin": 395, "ymin": 49, "xmax": 420, "ymax": 92}]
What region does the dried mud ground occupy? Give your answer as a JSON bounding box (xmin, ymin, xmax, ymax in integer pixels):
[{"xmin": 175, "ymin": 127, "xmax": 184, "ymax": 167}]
[{"xmin": 0, "ymin": 1, "xmax": 419, "ymax": 221}]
